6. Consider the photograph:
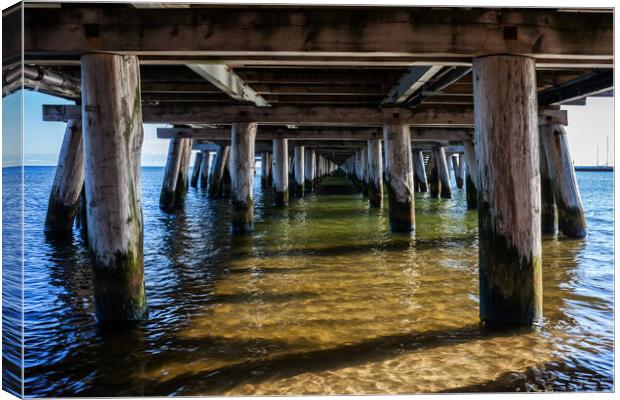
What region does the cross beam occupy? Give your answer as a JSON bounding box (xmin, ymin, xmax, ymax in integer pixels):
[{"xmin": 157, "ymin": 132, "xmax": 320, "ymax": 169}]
[
  {"xmin": 18, "ymin": 7, "xmax": 613, "ymax": 67},
  {"xmin": 42, "ymin": 104, "xmax": 476, "ymax": 127},
  {"xmin": 157, "ymin": 127, "xmax": 473, "ymax": 142}
]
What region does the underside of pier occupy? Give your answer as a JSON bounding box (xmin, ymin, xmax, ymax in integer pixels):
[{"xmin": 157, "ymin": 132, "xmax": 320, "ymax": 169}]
[{"xmin": 3, "ymin": 3, "xmax": 612, "ymax": 327}]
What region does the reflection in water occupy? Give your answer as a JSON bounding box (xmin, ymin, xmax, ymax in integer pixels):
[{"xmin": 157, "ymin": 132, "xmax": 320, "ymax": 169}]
[{"xmin": 17, "ymin": 167, "xmax": 613, "ymax": 396}]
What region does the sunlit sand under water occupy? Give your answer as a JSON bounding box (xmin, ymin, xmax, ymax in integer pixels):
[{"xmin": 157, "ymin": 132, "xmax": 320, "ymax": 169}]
[{"xmin": 15, "ymin": 167, "xmax": 614, "ymax": 396}]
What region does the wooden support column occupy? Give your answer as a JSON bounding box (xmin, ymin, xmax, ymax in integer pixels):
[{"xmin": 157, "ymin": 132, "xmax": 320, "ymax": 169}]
[
  {"xmin": 81, "ymin": 53, "xmax": 146, "ymax": 323},
  {"xmin": 174, "ymin": 139, "xmax": 192, "ymax": 208},
  {"xmin": 294, "ymin": 145, "xmax": 305, "ymax": 196},
  {"xmin": 463, "ymin": 140, "xmax": 478, "ymax": 209},
  {"xmin": 540, "ymin": 124, "xmax": 587, "ymax": 238},
  {"xmin": 434, "ymin": 146, "xmax": 452, "ymax": 199},
  {"xmin": 383, "ymin": 124, "xmax": 415, "ymax": 233},
  {"xmin": 261, "ymin": 152, "xmax": 269, "ymax": 185},
  {"xmin": 160, "ymin": 138, "xmax": 184, "ymax": 210},
  {"xmin": 200, "ymin": 151, "xmax": 210, "ymax": 188},
  {"xmin": 539, "ymin": 136, "xmax": 557, "ymax": 234},
  {"xmin": 190, "ymin": 151, "xmax": 203, "ymax": 188},
  {"xmin": 360, "ymin": 143, "xmax": 368, "ymax": 197},
  {"xmin": 208, "ymin": 145, "xmax": 230, "ymax": 198},
  {"xmin": 474, "ymin": 55, "xmax": 542, "ymax": 326},
  {"xmin": 452, "ymin": 154, "xmax": 465, "ymax": 188},
  {"xmin": 427, "ymin": 151, "xmax": 440, "ymax": 198},
  {"xmin": 413, "ymin": 150, "xmax": 428, "ymax": 192},
  {"xmin": 304, "ymin": 148, "xmax": 316, "ymax": 192},
  {"xmin": 367, "ymin": 139, "xmax": 383, "ymax": 208},
  {"xmin": 44, "ymin": 119, "xmax": 84, "ymax": 234},
  {"xmin": 272, "ymin": 138, "xmax": 289, "ymax": 206},
  {"xmin": 230, "ymin": 122, "xmax": 257, "ymax": 234},
  {"xmin": 457, "ymin": 154, "xmax": 466, "ymax": 189}
]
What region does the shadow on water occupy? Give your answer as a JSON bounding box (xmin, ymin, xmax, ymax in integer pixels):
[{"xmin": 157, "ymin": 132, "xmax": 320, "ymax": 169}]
[{"xmin": 145, "ymin": 324, "xmax": 531, "ymax": 395}]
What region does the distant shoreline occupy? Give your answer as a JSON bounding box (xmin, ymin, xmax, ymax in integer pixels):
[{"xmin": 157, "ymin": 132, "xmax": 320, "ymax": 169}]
[{"xmin": 574, "ymin": 166, "xmax": 614, "ymax": 172}]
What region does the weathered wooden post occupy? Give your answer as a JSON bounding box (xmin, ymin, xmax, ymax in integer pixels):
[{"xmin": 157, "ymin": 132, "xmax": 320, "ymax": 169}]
[
  {"xmin": 452, "ymin": 154, "xmax": 465, "ymax": 188},
  {"xmin": 222, "ymin": 148, "xmax": 233, "ymax": 198},
  {"xmin": 272, "ymin": 138, "xmax": 289, "ymax": 206},
  {"xmin": 261, "ymin": 152, "xmax": 269, "ymax": 185},
  {"xmin": 538, "ymin": 130, "xmax": 557, "ymax": 234},
  {"xmin": 304, "ymin": 148, "xmax": 316, "ymax": 192},
  {"xmin": 413, "ymin": 149, "xmax": 428, "ymax": 192},
  {"xmin": 208, "ymin": 145, "xmax": 230, "ymax": 198},
  {"xmin": 540, "ymin": 123, "xmax": 587, "ymax": 238},
  {"xmin": 434, "ymin": 146, "xmax": 452, "ymax": 199},
  {"xmin": 354, "ymin": 150, "xmax": 363, "ymax": 192},
  {"xmin": 367, "ymin": 139, "xmax": 383, "ymax": 208},
  {"xmin": 174, "ymin": 139, "xmax": 192, "ymax": 207},
  {"xmin": 190, "ymin": 151, "xmax": 203, "ymax": 188},
  {"xmin": 200, "ymin": 151, "xmax": 210, "ymax": 188},
  {"xmin": 294, "ymin": 145, "xmax": 305, "ymax": 196},
  {"xmin": 230, "ymin": 122, "xmax": 257, "ymax": 234},
  {"xmin": 81, "ymin": 53, "xmax": 146, "ymax": 323},
  {"xmin": 160, "ymin": 138, "xmax": 183, "ymax": 210},
  {"xmin": 44, "ymin": 119, "xmax": 84, "ymax": 234},
  {"xmin": 463, "ymin": 140, "xmax": 478, "ymax": 209},
  {"xmin": 474, "ymin": 55, "xmax": 542, "ymax": 327},
  {"xmin": 360, "ymin": 143, "xmax": 368, "ymax": 197},
  {"xmin": 427, "ymin": 151, "xmax": 440, "ymax": 198},
  {"xmin": 384, "ymin": 124, "xmax": 415, "ymax": 232}
]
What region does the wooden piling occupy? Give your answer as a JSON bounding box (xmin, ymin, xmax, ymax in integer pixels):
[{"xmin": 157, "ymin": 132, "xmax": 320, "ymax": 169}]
[
  {"xmin": 539, "ymin": 131, "xmax": 557, "ymax": 234},
  {"xmin": 540, "ymin": 123, "xmax": 587, "ymax": 238},
  {"xmin": 200, "ymin": 151, "xmax": 210, "ymax": 188},
  {"xmin": 81, "ymin": 53, "xmax": 146, "ymax": 323},
  {"xmin": 463, "ymin": 140, "xmax": 478, "ymax": 209},
  {"xmin": 383, "ymin": 124, "xmax": 415, "ymax": 233},
  {"xmin": 294, "ymin": 146, "xmax": 305, "ymax": 196},
  {"xmin": 261, "ymin": 152, "xmax": 270, "ymax": 185},
  {"xmin": 174, "ymin": 139, "xmax": 192, "ymax": 207},
  {"xmin": 452, "ymin": 154, "xmax": 465, "ymax": 189},
  {"xmin": 272, "ymin": 138, "xmax": 289, "ymax": 206},
  {"xmin": 434, "ymin": 146, "xmax": 452, "ymax": 199},
  {"xmin": 367, "ymin": 139, "xmax": 383, "ymax": 207},
  {"xmin": 208, "ymin": 145, "xmax": 230, "ymax": 198},
  {"xmin": 190, "ymin": 151, "xmax": 203, "ymax": 188},
  {"xmin": 360, "ymin": 143, "xmax": 368, "ymax": 197},
  {"xmin": 304, "ymin": 147, "xmax": 316, "ymax": 192},
  {"xmin": 413, "ymin": 150, "xmax": 428, "ymax": 193},
  {"xmin": 428, "ymin": 151, "xmax": 440, "ymax": 198},
  {"xmin": 473, "ymin": 55, "xmax": 542, "ymax": 327},
  {"xmin": 44, "ymin": 119, "xmax": 84, "ymax": 234},
  {"xmin": 160, "ymin": 138, "xmax": 184, "ymax": 210},
  {"xmin": 230, "ymin": 122, "xmax": 257, "ymax": 234}
]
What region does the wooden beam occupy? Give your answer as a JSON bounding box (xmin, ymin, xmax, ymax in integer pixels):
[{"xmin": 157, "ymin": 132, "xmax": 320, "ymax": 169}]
[
  {"xmin": 20, "ymin": 7, "xmax": 613, "ymax": 65},
  {"xmin": 382, "ymin": 66, "xmax": 443, "ymax": 104},
  {"xmin": 407, "ymin": 67, "xmax": 472, "ymax": 106},
  {"xmin": 538, "ymin": 69, "xmax": 613, "ymax": 106},
  {"xmin": 43, "ymin": 104, "xmax": 476, "ymax": 127},
  {"xmin": 157, "ymin": 127, "xmax": 473, "ymax": 142},
  {"xmin": 185, "ymin": 64, "xmax": 270, "ymax": 107}
]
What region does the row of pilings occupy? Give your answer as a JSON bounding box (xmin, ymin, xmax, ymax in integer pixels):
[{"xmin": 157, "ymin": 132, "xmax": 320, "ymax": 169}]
[{"xmin": 42, "ymin": 53, "xmax": 588, "ymax": 329}]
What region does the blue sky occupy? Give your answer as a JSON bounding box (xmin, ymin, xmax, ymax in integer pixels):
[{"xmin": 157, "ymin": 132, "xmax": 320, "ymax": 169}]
[{"xmin": 1, "ymin": 89, "xmax": 615, "ymax": 167}]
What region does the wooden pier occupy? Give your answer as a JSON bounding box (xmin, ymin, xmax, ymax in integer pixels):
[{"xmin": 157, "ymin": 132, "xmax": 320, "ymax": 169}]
[{"xmin": 3, "ymin": 3, "xmax": 613, "ymax": 326}]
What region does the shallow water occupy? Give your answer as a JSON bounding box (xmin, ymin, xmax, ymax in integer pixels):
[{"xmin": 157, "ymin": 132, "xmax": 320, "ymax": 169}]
[{"xmin": 9, "ymin": 166, "xmax": 614, "ymax": 395}]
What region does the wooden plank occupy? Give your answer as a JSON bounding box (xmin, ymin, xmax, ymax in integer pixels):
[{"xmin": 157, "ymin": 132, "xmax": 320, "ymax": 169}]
[
  {"xmin": 382, "ymin": 66, "xmax": 443, "ymax": 104},
  {"xmin": 537, "ymin": 69, "xmax": 613, "ymax": 105},
  {"xmin": 185, "ymin": 64, "xmax": 270, "ymax": 106},
  {"xmin": 43, "ymin": 104, "xmax": 475, "ymax": 127},
  {"xmin": 20, "ymin": 7, "xmax": 613, "ymax": 64}
]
